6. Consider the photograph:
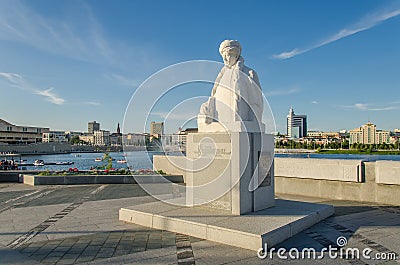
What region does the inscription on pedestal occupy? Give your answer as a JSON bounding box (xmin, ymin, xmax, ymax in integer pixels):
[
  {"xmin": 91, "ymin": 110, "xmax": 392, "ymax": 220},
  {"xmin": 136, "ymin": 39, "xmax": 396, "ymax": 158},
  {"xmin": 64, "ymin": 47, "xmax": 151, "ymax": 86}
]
[{"xmin": 258, "ymin": 152, "xmax": 272, "ymax": 187}]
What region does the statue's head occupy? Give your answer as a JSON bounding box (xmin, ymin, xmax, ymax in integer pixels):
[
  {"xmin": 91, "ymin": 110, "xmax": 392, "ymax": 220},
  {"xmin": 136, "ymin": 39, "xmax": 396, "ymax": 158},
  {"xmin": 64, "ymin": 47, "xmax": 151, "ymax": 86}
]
[{"xmin": 219, "ymin": 40, "xmax": 241, "ymax": 67}]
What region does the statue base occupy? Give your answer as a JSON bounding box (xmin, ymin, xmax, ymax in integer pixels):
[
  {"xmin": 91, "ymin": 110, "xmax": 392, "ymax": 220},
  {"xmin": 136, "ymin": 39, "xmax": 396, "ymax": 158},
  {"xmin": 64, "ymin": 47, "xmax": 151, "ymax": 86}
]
[
  {"xmin": 185, "ymin": 131, "xmax": 274, "ymax": 215},
  {"xmin": 119, "ymin": 198, "xmax": 334, "ymax": 251}
]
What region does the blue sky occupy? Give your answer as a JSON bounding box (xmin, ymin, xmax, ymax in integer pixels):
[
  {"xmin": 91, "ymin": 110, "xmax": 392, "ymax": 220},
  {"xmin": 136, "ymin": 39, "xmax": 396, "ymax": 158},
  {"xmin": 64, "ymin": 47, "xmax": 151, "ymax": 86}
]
[{"xmin": 0, "ymin": 0, "xmax": 399, "ymax": 134}]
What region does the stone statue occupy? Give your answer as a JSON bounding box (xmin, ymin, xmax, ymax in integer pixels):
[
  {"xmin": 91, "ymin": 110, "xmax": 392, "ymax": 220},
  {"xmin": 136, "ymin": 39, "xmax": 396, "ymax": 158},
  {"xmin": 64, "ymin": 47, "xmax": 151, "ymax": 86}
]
[{"xmin": 198, "ymin": 40, "xmax": 263, "ymax": 131}]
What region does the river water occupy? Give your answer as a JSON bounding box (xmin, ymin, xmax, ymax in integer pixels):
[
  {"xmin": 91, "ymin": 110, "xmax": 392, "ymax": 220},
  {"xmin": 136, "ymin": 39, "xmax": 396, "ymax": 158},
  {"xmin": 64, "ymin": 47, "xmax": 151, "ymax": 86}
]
[
  {"xmin": 8, "ymin": 151, "xmax": 400, "ymax": 171},
  {"xmin": 12, "ymin": 151, "xmax": 163, "ymax": 171}
]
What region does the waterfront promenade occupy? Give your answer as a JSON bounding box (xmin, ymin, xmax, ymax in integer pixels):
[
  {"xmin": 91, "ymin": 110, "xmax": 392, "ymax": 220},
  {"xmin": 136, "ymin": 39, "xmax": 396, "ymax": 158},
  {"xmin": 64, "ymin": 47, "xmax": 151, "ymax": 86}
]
[{"xmin": 0, "ymin": 183, "xmax": 399, "ymax": 264}]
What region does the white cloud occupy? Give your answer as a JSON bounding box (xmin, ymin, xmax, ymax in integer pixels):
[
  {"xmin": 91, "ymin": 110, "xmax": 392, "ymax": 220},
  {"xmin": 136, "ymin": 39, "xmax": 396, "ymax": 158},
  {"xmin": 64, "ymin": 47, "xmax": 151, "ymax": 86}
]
[
  {"xmin": 273, "ymin": 5, "xmax": 400, "ymax": 60},
  {"xmin": 0, "ymin": 71, "xmax": 65, "ymax": 105},
  {"xmin": 273, "ymin": 49, "xmax": 301, "ymax": 60},
  {"xmin": 339, "ymin": 102, "xmax": 400, "ymax": 111},
  {"xmin": 0, "ymin": 72, "xmax": 22, "ymax": 82},
  {"xmin": 83, "ymin": 101, "xmax": 101, "ymax": 106},
  {"xmin": 34, "ymin": 88, "xmax": 65, "ymax": 105},
  {"xmin": 0, "ymin": 1, "xmax": 115, "ymax": 65},
  {"xmin": 107, "ymin": 73, "xmax": 140, "ymax": 87},
  {"xmin": 0, "ymin": 1, "xmax": 166, "ymax": 72},
  {"xmin": 311, "ymin": 100, "xmax": 319, "ymax": 104},
  {"xmin": 267, "ymin": 88, "xmax": 300, "ymax": 97},
  {"xmin": 354, "ymin": 103, "xmax": 368, "ymax": 110},
  {"xmin": 369, "ymin": 106, "xmax": 399, "ymax": 111}
]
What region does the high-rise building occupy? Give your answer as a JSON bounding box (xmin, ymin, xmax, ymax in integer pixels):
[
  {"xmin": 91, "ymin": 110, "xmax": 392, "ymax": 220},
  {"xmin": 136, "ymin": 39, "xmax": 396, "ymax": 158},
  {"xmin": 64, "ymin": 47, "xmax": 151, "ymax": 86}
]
[
  {"xmin": 150, "ymin": 122, "xmax": 164, "ymax": 138},
  {"xmin": 287, "ymin": 107, "xmax": 307, "ymax": 138},
  {"xmin": 88, "ymin": 121, "xmax": 100, "ymax": 134},
  {"xmin": 349, "ymin": 122, "xmax": 390, "ymax": 144}
]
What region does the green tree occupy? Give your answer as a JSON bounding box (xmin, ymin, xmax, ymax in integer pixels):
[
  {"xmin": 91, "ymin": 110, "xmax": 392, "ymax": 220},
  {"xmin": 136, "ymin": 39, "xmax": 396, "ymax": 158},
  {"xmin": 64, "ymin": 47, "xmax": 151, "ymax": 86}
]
[
  {"xmin": 367, "ymin": 145, "xmax": 373, "ymax": 153},
  {"xmin": 101, "ymin": 153, "xmax": 113, "ymax": 170},
  {"xmin": 70, "ymin": 135, "xmax": 80, "ymax": 145}
]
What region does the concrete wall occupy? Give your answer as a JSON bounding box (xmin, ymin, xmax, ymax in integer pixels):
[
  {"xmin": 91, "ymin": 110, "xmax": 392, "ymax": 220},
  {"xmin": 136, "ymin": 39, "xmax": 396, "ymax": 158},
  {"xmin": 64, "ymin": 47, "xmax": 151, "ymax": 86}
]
[
  {"xmin": 276, "ymin": 161, "xmax": 400, "ymax": 205},
  {"xmin": 155, "ymin": 156, "xmax": 400, "ymax": 206},
  {"xmin": 0, "ymin": 172, "xmax": 20, "ymax": 182},
  {"xmin": 155, "ymin": 156, "xmax": 364, "ymax": 183},
  {"xmin": 22, "ymin": 174, "xmax": 184, "ymax": 186},
  {"xmin": 153, "ymin": 155, "xmax": 186, "ymax": 181},
  {"xmin": 375, "ymin": 161, "xmax": 400, "ymax": 185},
  {"xmin": 275, "ymin": 158, "xmax": 362, "ymax": 182}
]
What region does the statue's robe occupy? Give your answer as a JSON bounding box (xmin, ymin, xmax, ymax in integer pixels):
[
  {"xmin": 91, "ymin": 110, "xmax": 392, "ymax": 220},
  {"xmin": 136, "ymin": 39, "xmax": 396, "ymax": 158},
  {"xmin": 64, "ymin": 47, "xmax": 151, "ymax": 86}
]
[{"xmin": 199, "ymin": 57, "xmax": 263, "ymax": 125}]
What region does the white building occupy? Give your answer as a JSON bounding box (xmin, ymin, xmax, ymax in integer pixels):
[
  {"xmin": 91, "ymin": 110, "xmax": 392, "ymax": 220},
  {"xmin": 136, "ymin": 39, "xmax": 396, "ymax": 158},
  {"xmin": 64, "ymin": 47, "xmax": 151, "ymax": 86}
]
[
  {"xmin": 0, "ymin": 118, "xmax": 49, "ymax": 144},
  {"xmin": 42, "ymin": 131, "xmax": 68, "ymax": 143},
  {"xmin": 94, "ymin": 130, "xmax": 110, "ymax": 146},
  {"xmin": 287, "ymin": 107, "xmax": 307, "ymax": 138},
  {"xmin": 349, "ymin": 122, "xmax": 390, "ymax": 145},
  {"xmin": 79, "ymin": 133, "xmax": 94, "ymax": 145},
  {"xmin": 122, "ymin": 133, "xmax": 147, "ymax": 146}
]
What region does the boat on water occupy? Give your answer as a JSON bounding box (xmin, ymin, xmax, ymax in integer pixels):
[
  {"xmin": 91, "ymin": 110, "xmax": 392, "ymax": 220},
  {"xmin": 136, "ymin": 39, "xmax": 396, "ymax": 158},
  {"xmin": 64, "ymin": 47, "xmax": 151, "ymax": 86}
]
[
  {"xmin": 95, "ymin": 158, "xmax": 102, "ymax": 162},
  {"xmin": 117, "ymin": 159, "xmax": 127, "ymax": 163},
  {"xmin": 33, "ymin": 160, "xmax": 45, "ymax": 166},
  {"xmin": 74, "ymin": 154, "xmax": 81, "ymax": 157},
  {"xmin": 55, "ymin": 161, "xmax": 74, "ymax": 165}
]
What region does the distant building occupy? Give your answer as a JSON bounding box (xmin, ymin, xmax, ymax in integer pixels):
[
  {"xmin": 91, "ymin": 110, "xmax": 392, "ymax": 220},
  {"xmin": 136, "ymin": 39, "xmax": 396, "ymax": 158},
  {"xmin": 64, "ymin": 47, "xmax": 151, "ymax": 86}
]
[
  {"xmin": 117, "ymin": 123, "xmax": 121, "ymax": 135},
  {"xmin": 110, "ymin": 123, "xmax": 123, "ymax": 146},
  {"xmin": 150, "ymin": 122, "xmax": 164, "ymax": 138},
  {"xmin": 64, "ymin": 131, "xmax": 83, "ymax": 142},
  {"xmin": 307, "ymin": 131, "xmax": 321, "ymax": 138},
  {"xmin": 287, "ymin": 107, "xmax": 307, "ymax": 138},
  {"xmin": 94, "ymin": 130, "xmax": 110, "ymax": 146},
  {"xmin": 122, "ymin": 133, "xmax": 147, "ymax": 146},
  {"xmin": 177, "ymin": 128, "xmax": 198, "ymax": 153},
  {"xmin": 0, "ymin": 118, "xmax": 49, "ymax": 144},
  {"xmin": 79, "ymin": 133, "xmax": 94, "ymax": 145},
  {"xmin": 307, "ymin": 131, "xmax": 339, "ymax": 138},
  {"xmin": 349, "ymin": 122, "xmax": 390, "ymax": 144},
  {"xmin": 88, "ymin": 121, "xmax": 100, "ymax": 134},
  {"xmin": 157, "ymin": 128, "xmax": 199, "ymax": 153},
  {"xmin": 42, "ymin": 131, "xmax": 68, "ymax": 143},
  {"xmin": 161, "ymin": 134, "xmax": 181, "ymax": 152}
]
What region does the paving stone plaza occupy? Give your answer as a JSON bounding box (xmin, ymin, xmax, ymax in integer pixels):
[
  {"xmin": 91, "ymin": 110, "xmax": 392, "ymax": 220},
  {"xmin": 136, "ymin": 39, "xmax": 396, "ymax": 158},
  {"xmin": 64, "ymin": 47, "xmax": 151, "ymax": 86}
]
[{"xmin": 0, "ymin": 183, "xmax": 399, "ymax": 264}]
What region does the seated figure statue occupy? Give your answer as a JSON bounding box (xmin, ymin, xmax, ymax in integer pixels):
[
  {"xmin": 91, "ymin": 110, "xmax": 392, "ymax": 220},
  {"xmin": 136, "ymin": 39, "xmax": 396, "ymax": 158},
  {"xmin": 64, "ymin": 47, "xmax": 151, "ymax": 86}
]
[{"xmin": 198, "ymin": 40, "xmax": 263, "ymax": 132}]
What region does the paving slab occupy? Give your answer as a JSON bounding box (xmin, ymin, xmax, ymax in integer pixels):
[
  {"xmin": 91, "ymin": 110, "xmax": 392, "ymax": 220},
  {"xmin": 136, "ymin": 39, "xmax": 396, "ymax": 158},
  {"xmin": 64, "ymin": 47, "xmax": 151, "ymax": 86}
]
[{"xmin": 0, "ymin": 243, "xmax": 39, "ymax": 264}]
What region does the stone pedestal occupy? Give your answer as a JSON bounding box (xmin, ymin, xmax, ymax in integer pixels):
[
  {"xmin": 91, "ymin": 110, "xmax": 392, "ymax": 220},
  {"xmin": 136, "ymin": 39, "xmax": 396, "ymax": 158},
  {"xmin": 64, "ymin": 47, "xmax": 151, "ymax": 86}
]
[{"xmin": 185, "ymin": 121, "xmax": 274, "ymax": 215}]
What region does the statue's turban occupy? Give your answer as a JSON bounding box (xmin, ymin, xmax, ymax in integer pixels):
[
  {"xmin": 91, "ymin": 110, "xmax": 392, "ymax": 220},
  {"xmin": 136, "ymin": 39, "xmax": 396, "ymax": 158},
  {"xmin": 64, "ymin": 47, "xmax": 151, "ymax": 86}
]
[{"xmin": 219, "ymin": 40, "xmax": 241, "ymax": 55}]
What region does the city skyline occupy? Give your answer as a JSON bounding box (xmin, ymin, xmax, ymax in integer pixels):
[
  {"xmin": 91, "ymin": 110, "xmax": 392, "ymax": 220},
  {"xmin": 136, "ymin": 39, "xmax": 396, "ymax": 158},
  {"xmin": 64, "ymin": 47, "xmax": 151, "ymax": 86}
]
[
  {"xmin": 1, "ymin": 115, "xmax": 399, "ymax": 136},
  {"xmin": 0, "ymin": 0, "xmax": 399, "ymax": 133}
]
